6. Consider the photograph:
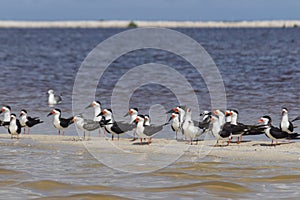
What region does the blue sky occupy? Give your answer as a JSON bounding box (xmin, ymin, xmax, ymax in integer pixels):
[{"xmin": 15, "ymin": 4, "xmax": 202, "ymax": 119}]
[{"xmin": 0, "ymin": 0, "xmax": 299, "ymax": 21}]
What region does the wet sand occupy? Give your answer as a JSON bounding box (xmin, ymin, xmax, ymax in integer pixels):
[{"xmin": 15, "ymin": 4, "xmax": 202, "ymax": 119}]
[
  {"xmin": 1, "ymin": 132, "xmax": 300, "ymax": 199},
  {"xmin": 1, "ymin": 133, "xmax": 299, "ymax": 162}
]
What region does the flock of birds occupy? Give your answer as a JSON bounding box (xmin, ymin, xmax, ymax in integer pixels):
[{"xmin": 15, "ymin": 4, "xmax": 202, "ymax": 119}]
[{"xmin": 1, "ymin": 89, "xmax": 300, "ymax": 146}]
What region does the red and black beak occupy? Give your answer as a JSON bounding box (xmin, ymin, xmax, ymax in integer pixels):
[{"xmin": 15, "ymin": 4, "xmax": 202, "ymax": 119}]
[{"xmin": 47, "ymin": 110, "xmax": 54, "ymax": 117}]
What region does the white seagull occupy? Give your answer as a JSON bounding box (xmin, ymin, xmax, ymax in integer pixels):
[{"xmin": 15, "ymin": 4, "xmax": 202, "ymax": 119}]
[
  {"xmin": 73, "ymin": 114, "xmax": 100, "ymax": 140},
  {"xmin": 280, "ymin": 107, "xmax": 294, "ymax": 134},
  {"xmin": 86, "ymin": 100, "xmax": 103, "ymax": 136},
  {"xmin": 182, "ymin": 108, "xmax": 204, "ymax": 145},
  {"xmin": 48, "ymin": 90, "xmax": 62, "ymax": 106}
]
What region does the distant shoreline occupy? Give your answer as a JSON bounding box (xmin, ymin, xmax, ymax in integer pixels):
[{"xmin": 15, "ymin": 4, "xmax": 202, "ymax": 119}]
[{"xmin": 0, "ymin": 20, "xmax": 300, "ymax": 28}]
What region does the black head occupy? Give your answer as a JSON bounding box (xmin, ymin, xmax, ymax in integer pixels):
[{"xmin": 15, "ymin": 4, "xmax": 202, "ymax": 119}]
[
  {"xmin": 4, "ymin": 105, "xmax": 11, "ymax": 111},
  {"xmin": 137, "ymin": 114, "xmax": 145, "ymax": 118},
  {"xmin": 54, "ymin": 108, "xmax": 62, "ymax": 113},
  {"xmin": 144, "ymin": 114, "xmax": 150, "ymax": 120},
  {"xmin": 95, "ymin": 100, "xmax": 101, "ymax": 105},
  {"xmin": 200, "ymin": 111, "xmax": 212, "ymax": 116},
  {"xmin": 262, "ymin": 115, "xmax": 272, "ymax": 123},
  {"xmin": 133, "ymin": 108, "xmax": 138, "ymax": 112},
  {"xmin": 106, "ymin": 108, "xmax": 112, "ymax": 113},
  {"xmin": 21, "ymin": 109, "xmax": 27, "ymax": 114},
  {"xmin": 231, "ymin": 109, "xmax": 239, "ymax": 115},
  {"xmin": 178, "ymin": 105, "xmax": 186, "ymax": 111},
  {"xmin": 282, "ymin": 107, "xmax": 288, "ymax": 114}
]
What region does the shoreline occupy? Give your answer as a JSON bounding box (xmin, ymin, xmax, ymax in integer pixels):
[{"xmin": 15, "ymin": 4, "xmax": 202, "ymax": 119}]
[
  {"xmin": 0, "ymin": 20, "xmax": 300, "ymax": 28},
  {"xmin": 1, "ymin": 133, "xmax": 299, "ymax": 162}
]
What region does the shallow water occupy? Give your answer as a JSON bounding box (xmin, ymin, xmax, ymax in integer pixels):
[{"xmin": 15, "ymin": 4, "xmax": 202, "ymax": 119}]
[
  {"xmin": 0, "ymin": 28, "xmax": 300, "ymax": 199},
  {"xmin": 1, "ymin": 136, "xmax": 300, "ymax": 199}
]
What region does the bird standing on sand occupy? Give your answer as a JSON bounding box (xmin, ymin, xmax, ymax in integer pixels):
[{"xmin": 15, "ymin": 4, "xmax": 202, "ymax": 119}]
[
  {"xmin": 47, "ymin": 109, "xmax": 74, "ymax": 135},
  {"xmin": 210, "ymin": 115, "xmax": 231, "ymax": 146},
  {"xmin": 48, "ymin": 90, "xmax": 62, "ymax": 106},
  {"xmin": 19, "ymin": 109, "xmax": 43, "ymax": 134},
  {"xmin": 167, "ymin": 106, "xmax": 186, "ymax": 138},
  {"xmin": 8, "ymin": 114, "xmax": 21, "ymax": 139},
  {"xmin": 124, "ymin": 108, "xmax": 139, "ymax": 139},
  {"xmin": 280, "ymin": 107, "xmax": 294, "ymax": 134},
  {"xmin": 258, "ymin": 115, "xmax": 298, "ymax": 145},
  {"xmin": 168, "ymin": 112, "xmax": 180, "ymax": 140},
  {"xmin": 135, "ymin": 115, "xmax": 166, "ymax": 145},
  {"xmin": 98, "ymin": 109, "xmax": 135, "ymax": 140},
  {"xmin": 85, "ymin": 100, "xmax": 103, "ymax": 136},
  {"xmin": 73, "ymin": 114, "xmax": 100, "ymax": 140},
  {"xmin": 182, "ymin": 108, "xmax": 205, "ymax": 145}
]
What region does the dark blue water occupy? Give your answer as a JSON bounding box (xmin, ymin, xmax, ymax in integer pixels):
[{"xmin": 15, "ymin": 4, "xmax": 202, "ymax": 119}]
[{"xmin": 0, "ymin": 28, "xmax": 299, "ymax": 135}]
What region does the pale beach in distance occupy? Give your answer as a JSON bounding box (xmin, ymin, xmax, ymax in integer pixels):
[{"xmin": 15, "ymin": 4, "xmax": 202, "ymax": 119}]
[{"xmin": 0, "ymin": 20, "xmax": 300, "ymax": 28}]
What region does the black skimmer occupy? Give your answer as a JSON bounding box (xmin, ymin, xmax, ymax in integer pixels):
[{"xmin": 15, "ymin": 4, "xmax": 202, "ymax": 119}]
[
  {"xmin": 124, "ymin": 108, "xmax": 139, "ymax": 139},
  {"xmin": 85, "ymin": 100, "xmax": 103, "ymax": 136},
  {"xmin": 258, "ymin": 116, "xmax": 299, "ymax": 145},
  {"xmin": 73, "ymin": 114, "xmax": 100, "ymax": 140},
  {"xmin": 227, "ymin": 110, "xmax": 249, "ymax": 143},
  {"xmin": 135, "ymin": 115, "xmax": 166, "ymax": 145},
  {"xmin": 8, "ymin": 114, "xmax": 21, "ymax": 139},
  {"xmin": 47, "ymin": 109, "xmax": 74, "ymax": 135},
  {"xmin": 0, "ymin": 105, "xmax": 11, "ymax": 127},
  {"xmin": 280, "ymin": 107, "xmax": 294, "ymax": 134},
  {"xmin": 210, "ymin": 115, "xmax": 231, "ymax": 146},
  {"xmin": 182, "ymin": 108, "xmax": 204, "ymax": 145},
  {"xmin": 98, "ymin": 109, "xmax": 135, "ymax": 140},
  {"xmin": 19, "ymin": 109, "xmax": 43, "ymax": 134},
  {"xmin": 168, "ymin": 112, "xmax": 180, "ymax": 139},
  {"xmin": 219, "ymin": 110, "xmax": 245, "ymax": 144},
  {"xmin": 48, "ymin": 90, "xmax": 62, "ymax": 106}
]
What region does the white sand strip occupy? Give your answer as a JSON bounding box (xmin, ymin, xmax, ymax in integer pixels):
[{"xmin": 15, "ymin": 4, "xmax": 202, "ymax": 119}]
[
  {"xmin": 0, "ymin": 20, "xmax": 300, "ymax": 28},
  {"xmin": 1, "ymin": 133, "xmax": 299, "ymax": 163}
]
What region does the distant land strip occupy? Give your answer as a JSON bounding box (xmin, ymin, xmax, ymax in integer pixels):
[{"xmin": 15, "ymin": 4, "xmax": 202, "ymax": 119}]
[{"xmin": 0, "ymin": 20, "xmax": 300, "ymax": 28}]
